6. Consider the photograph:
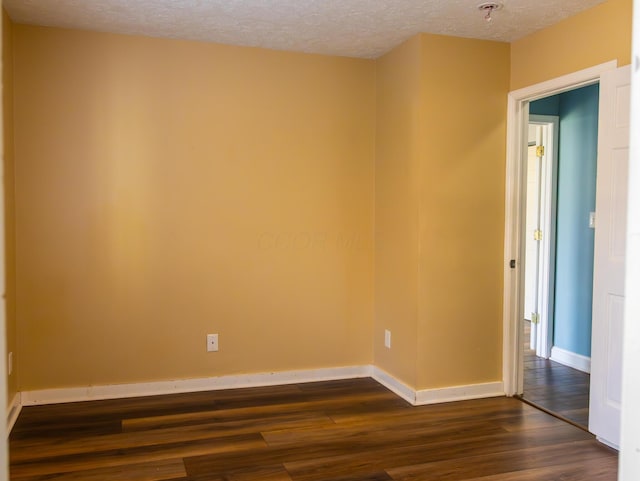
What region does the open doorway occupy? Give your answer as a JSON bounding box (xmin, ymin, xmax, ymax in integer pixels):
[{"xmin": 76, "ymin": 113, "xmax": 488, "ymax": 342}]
[
  {"xmin": 520, "ymin": 84, "xmax": 600, "ymax": 429},
  {"xmin": 504, "ymin": 60, "xmax": 631, "ymax": 449}
]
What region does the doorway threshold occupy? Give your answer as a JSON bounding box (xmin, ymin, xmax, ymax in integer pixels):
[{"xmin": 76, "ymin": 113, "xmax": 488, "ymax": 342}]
[{"xmin": 515, "ymin": 394, "xmax": 590, "ymax": 433}]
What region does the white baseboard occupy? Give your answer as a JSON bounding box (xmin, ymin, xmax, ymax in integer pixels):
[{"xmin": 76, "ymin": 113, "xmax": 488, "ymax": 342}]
[
  {"xmin": 371, "ymin": 367, "xmax": 504, "ymax": 406},
  {"xmin": 415, "ymin": 381, "xmax": 505, "ymax": 405},
  {"xmin": 20, "ymin": 365, "xmax": 373, "ymax": 406},
  {"xmin": 551, "ymin": 346, "xmax": 591, "ymax": 373},
  {"xmin": 7, "ymin": 392, "xmax": 22, "ymax": 434},
  {"xmin": 371, "ymin": 366, "xmax": 416, "ymax": 404},
  {"xmin": 596, "ymin": 436, "xmax": 620, "ymax": 451},
  {"xmin": 19, "ymin": 365, "xmax": 505, "ymax": 409}
]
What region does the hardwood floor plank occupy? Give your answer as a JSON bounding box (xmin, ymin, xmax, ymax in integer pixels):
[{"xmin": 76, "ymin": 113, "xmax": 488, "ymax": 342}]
[
  {"xmin": 329, "ymin": 396, "xmax": 527, "ymax": 426},
  {"xmin": 10, "ymin": 418, "xmax": 123, "ymax": 441},
  {"xmin": 10, "ymin": 458, "xmax": 186, "ymax": 481},
  {"xmin": 13, "ymin": 384, "xmax": 303, "ymax": 435},
  {"xmin": 12, "ymin": 412, "xmax": 332, "ymax": 461},
  {"xmin": 224, "ymin": 465, "xmax": 293, "ymax": 481},
  {"xmin": 262, "ymin": 413, "xmax": 509, "ymax": 447},
  {"xmin": 386, "ymin": 439, "xmax": 614, "ymax": 481},
  {"xmin": 11, "ymin": 434, "xmax": 265, "ymax": 478},
  {"xmin": 494, "ymin": 410, "xmax": 568, "ymax": 432},
  {"xmin": 318, "ymin": 473, "xmax": 393, "ymax": 481},
  {"xmin": 281, "ymin": 423, "xmax": 595, "ymax": 481},
  {"xmin": 458, "ymin": 455, "xmax": 619, "ymax": 480},
  {"xmin": 183, "ymin": 464, "xmax": 293, "ymax": 481},
  {"xmin": 122, "ymin": 392, "xmax": 397, "ymax": 432}
]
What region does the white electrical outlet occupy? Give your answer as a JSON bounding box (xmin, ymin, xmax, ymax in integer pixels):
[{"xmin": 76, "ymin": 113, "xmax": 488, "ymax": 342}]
[
  {"xmin": 7, "ymin": 352, "xmax": 12, "ymax": 376},
  {"xmin": 384, "ymin": 330, "xmax": 391, "ymax": 349},
  {"xmin": 207, "ymin": 334, "xmax": 219, "ymax": 352}
]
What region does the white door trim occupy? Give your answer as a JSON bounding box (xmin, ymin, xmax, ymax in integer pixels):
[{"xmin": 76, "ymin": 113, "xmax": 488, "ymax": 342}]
[
  {"xmin": 528, "ymin": 115, "xmax": 559, "ymax": 360},
  {"xmin": 588, "ymin": 64, "xmax": 631, "ymax": 448},
  {"xmin": 0, "ymin": 12, "xmax": 9, "ymax": 480},
  {"xmin": 502, "ymin": 60, "xmax": 618, "ymax": 396}
]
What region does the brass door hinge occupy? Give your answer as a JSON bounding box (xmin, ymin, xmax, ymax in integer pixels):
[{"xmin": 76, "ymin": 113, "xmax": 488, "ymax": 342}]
[
  {"xmin": 531, "ymin": 313, "xmax": 540, "ymax": 324},
  {"xmin": 534, "ymin": 229, "xmax": 543, "ymax": 241},
  {"xmin": 536, "ymin": 145, "xmax": 545, "ymax": 157}
]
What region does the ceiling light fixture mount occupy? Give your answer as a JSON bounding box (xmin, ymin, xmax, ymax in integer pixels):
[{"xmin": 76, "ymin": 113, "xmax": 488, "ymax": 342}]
[{"xmin": 477, "ymin": 2, "xmax": 503, "ymax": 22}]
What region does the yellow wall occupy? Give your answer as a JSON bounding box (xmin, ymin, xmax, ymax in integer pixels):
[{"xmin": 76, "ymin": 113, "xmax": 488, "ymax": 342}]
[
  {"xmin": 13, "ymin": 25, "xmax": 375, "ymax": 390},
  {"xmin": 374, "ymin": 36, "xmax": 422, "ymax": 387},
  {"xmin": 417, "ymin": 34, "xmax": 509, "ymax": 389},
  {"xmin": 511, "ymin": 0, "xmax": 632, "ymax": 90},
  {"xmin": 374, "ymin": 34, "xmax": 509, "ymax": 391},
  {"xmin": 3, "ymin": 11, "xmax": 16, "ymax": 402}
]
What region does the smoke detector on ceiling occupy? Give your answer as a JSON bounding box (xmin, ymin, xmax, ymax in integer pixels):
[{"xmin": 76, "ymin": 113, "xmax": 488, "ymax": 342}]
[{"xmin": 477, "ymin": 2, "xmax": 503, "ymax": 22}]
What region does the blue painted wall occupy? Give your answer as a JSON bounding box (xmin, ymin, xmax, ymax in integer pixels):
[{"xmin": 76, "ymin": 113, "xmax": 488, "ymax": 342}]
[
  {"xmin": 530, "ymin": 95, "xmax": 560, "ymax": 116},
  {"xmin": 530, "ymin": 83, "xmax": 599, "ymax": 358}
]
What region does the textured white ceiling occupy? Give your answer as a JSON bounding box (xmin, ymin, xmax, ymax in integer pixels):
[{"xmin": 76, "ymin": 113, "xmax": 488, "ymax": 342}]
[{"xmin": 4, "ymin": 0, "xmax": 606, "ymax": 58}]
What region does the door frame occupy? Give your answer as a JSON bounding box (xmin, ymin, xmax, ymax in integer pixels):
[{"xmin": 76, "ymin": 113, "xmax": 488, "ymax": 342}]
[
  {"xmin": 526, "ymin": 115, "xmax": 559, "ymax": 360},
  {"xmin": 502, "ymin": 60, "xmax": 618, "ymax": 396},
  {"xmin": 619, "ymin": 0, "xmax": 640, "ymax": 473},
  {"xmin": 0, "ymin": 7, "xmax": 8, "ymax": 478}
]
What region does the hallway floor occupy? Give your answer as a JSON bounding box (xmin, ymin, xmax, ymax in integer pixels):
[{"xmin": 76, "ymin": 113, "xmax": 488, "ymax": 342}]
[{"xmin": 522, "ymin": 321, "xmax": 590, "ymax": 428}]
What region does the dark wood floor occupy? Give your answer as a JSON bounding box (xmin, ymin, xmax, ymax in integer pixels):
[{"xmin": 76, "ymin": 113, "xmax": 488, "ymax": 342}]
[
  {"xmin": 522, "ymin": 321, "xmax": 590, "ymax": 427},
  {"xmin": 10, "ymin": 378, "xmax": 617, "ymax": 480}
]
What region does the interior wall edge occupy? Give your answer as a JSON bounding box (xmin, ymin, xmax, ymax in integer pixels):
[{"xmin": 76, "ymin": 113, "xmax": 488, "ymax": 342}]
[
  {"xmin": 6, "ymin": 391, "xmax": 20, "ymax": 434},
  {"xmin": 371, "ymin": 365, "xmax": 417, "ymax": 404}
]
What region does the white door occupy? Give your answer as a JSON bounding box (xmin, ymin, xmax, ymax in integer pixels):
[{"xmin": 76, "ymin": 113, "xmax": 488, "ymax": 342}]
[
  {"xmin": 619, "ymin": 0, "xmax": 640, "ymax": 474},
  {"xmin": 524, "ymin": 128, "xmax": 541, "ymax": 323},
  {"xmin": 524, "ymin": 129, "xmax": 543, "ymax": 350},
  {"xmin": 589, "ymin": 64, "xmax": 631, "ymax": 448},
  {"xmin": 524, "ymin": 117, "xmax": 558, "ymax": 358}
]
